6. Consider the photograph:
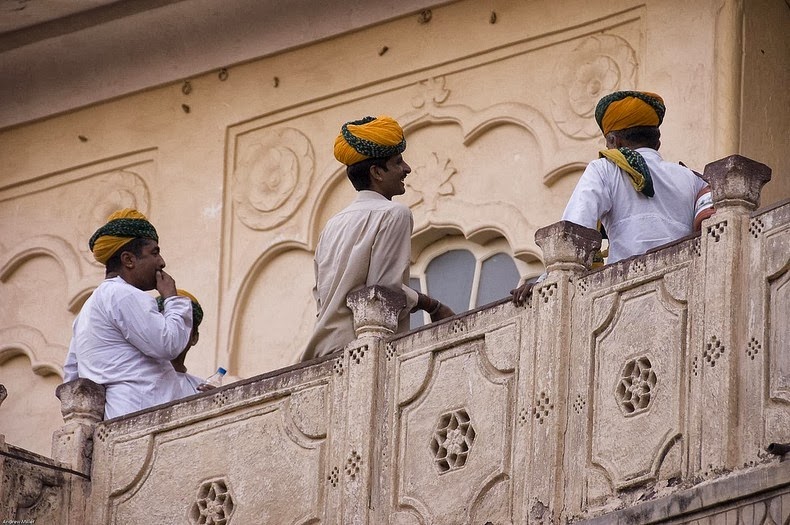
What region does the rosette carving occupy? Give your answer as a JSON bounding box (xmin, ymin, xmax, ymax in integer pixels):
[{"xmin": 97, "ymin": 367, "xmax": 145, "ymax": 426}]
[
  {"xmin": 551, "ymin": 35, "xmax": 637, "ymax": 138},
  {"xmin": 233, "ymin": 128, "xmax": 314, "ymax": 230}
]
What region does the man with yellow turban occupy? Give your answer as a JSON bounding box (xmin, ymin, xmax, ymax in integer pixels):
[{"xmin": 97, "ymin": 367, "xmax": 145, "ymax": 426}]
[
  {"xmin": 63, "ymin": 209, "xmax": 194, "ymax": 419},
  {"xmin": 513, "ymin": 91, "xmax": 713, "ymax": 305},
  {"xmin": 302, "ymin": 116, "xmax": 454, "ymax": 360}
]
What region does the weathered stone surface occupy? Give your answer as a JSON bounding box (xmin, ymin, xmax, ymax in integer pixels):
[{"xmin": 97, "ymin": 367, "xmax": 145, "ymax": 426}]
[
  {"xmin": 348, "ymin": 285, "xmax": 407, "ymax": 338},
  {"xmin": 703, "ymin": 154, "xmax": 772, "ymax": 211},
  {"xmin": 535, "ymin": 220, "xmax": 602, "ymax": 274}
]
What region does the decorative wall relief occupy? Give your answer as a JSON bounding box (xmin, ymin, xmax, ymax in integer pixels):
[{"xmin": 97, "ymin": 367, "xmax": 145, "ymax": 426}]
[
  {"xmin": 551, "ymin": 35, "xmax": 638, "ymax": 139},
  {"xmin": 232, "ymin": 127, "xmax": 314, "ymax": 230},
  {"xmin": 189, "ymin": 477, "xmax": 235, "ymax": 525},
  {"xmin": 407, "ymin": 153, "xmax": 456, "ymax": 211},
  {"xmin": 429, "ymin": 408, "xmax": 476, "ymax": 473},
  {"xmin": 615, "ymin": 357, "xmax": 657, "ymax": 416},
  {"xmin": 411, "ymin": 76, "xmax": 451, "ymax": 109}
]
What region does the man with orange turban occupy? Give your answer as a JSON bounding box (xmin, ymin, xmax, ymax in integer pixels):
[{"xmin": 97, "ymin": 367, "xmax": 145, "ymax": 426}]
[
  {"xmin": 63, "ymin": 209, "xmax": 194, "ymax": 419},
  {"xmin": 302, "ymin": 116, "xmax": 454, "ymax": 360},
  {"xmin": 513, "ymin": 91, "xmax": 713, "ymax": 305}
]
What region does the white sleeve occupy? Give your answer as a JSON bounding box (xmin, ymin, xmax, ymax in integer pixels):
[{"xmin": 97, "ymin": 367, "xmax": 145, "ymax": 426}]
[
  {"xmin": 63, "ymin": 338, "xmax": 78, "ymax": 382},
  {"xmin": 114, "ymin": 293, "xmax": 193, "ymax": 361},
  {"xmin": 562, "ymin": 161, "xmax": 613, "ymax": 230}
]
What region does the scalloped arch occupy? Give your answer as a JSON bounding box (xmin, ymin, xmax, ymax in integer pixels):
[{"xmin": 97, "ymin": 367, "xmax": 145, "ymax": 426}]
[
  {"xmin": 0, "ymin": 234, "xmax": 97, "ymax": 313},
  {"xmin": 0, "ymin": 325, "xmax": 66, "ymax": 378}
]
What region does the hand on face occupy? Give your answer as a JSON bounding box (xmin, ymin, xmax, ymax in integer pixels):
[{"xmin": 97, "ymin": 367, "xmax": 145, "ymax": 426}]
[{"xmin": 156, "ymin": 269, "xmax": 178, "ymax": 298}]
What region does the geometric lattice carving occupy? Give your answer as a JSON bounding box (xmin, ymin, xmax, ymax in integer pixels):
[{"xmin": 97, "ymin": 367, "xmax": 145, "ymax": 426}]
[
  {"xmin": 531, "ymin": 391, "xmax": 554, "ymax": 424},
  {"xmin": 703, "ymin": 335, "xmax": 725, "ymax": 367},
  {"xmin": 748, "ymin": 217, "xmax": 764, "ymax": 238},
  {"xmin": 539, "ymin": 283, "xmax": 557, "ymax": 304},
  {"xmin": 517, "ymin": 407, "xmax": 530, "ymax": 425},
  {"xmin": 572, "ymin": 393, "xmax": 587, "ymax": 415},
  {"xmin": 189, "ymin": 478, "xmax": 235, "ymax": 525},
  {"xmin": 333, "ymin": 357, "xmax": 343, "ymax": 376},
  {"xmin": 746, "ymin": 337, "xmax": 761, "ymax": 361},
  {"xmin": 349, "ymin": 345, "xmax": 367, "ymax": 365},
  {"xmin": 385, "ymin": 342, "xmax": 396, "ymax": 361},
  {"xmin": 691, "ymin": 355, "xmax": 700, "ymax": 377},
  {"xmin": 429, "ymin": 409, "xmax": 476, "ymax": 473},
  {"xmin": 96, "ymin": 426, "xmax": 112, "ymax": 443},
  {"xmin": 615, "ymin": 357, "xmax": 657, "ymax": 416},
  {"xmin": 631, "ymin": 260, "xmax": 647, "ymax": 274},
  {"xmin": 213, "ymin": 391, "xmax": 229, "ymax": 408},
  {"xmin": 450, "ymin": 319, "xmax": 466, "ymax": 335},
  {"xmin": 691, "ymin": 237, "xmax": 702, "ymax": 257},
  {"xmin": 706, "ymin": 220, "xmax": 728, "ymax": 242},
  {"xmin": 576, "ymin": 278, "xmax": 589, "ymax": 295},
  {"xmin": 345, "ymin": 450, "xmax": 362, "ymax": 480},
  {"xmin": 327, "ymin": 466, "xmax": 339, "ymax": 487}
]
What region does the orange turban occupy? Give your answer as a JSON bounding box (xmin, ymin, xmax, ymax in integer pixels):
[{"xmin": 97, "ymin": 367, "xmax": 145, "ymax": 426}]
[
  {"xmin": 88, "ymin": 208, "xmax": 158, "ymax": 265},
  {"xmin": 333, "ymin": 116, "xmax": 406, "ymax": 166},
  {"xmin": 595, "ymin": 91, "xmax": 665, "ymax": 135}
]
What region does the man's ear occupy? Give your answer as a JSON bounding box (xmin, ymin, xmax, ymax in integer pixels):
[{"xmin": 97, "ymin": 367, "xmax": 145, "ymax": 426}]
[
  {"xmin": 120, "ymin": 250, "xmax": 135, "ymax": 269},
  {"xmin": 369, "ymin": 164, "xmax": 382, "ymax": 182}
]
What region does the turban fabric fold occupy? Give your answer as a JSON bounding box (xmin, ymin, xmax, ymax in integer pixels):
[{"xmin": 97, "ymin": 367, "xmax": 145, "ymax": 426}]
[
  {"xmin": 333, "ymin": 116, "xmax": 406, "ymax": 166},
  {"xmin": 89, "ymin": 209, "xmax": 158, "ymax": 265},
  {"xmin": 595, "ymin": 91, "xmax": 665, "ymax": 135},
  {"xmin": 157, "ymin": 289, "xmax": 203, "ymax": 327}
]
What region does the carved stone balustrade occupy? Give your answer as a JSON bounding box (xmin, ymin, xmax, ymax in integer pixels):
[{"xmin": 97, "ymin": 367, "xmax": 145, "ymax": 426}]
[{"xmin": 9, "ymin": 155, "xmax": 785, "ymax": 524}]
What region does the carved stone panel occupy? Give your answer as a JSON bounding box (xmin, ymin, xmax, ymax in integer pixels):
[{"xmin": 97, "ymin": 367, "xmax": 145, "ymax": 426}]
[
  {"xmin": 590, "ymin": 283, "xmax": 686, "ymax": 489},
  {"xmin": 104, "ymin": 387, "xmax": 329, "ymax": 524},
  {"xmin": 767, "ymin": 226, "xmax": 790, "ymax": 404},
  {"xmin": 392, "ymin": 340, "xmax": 513, "ymax": 524}
]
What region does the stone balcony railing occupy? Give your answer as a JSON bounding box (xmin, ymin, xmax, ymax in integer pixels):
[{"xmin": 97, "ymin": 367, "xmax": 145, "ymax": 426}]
[{"xmin": 4, "ymin": 154, "xmax": 788, "ymax": 524}]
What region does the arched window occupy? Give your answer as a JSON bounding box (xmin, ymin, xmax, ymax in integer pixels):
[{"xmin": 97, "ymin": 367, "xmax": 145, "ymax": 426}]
[{"xmin": 409, "ymin": 236, "xmax": 541, "ymax": 328}]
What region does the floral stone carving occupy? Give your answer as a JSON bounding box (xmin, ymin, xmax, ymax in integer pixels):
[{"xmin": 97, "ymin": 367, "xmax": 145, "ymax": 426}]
[
  {"xmin": 189, "ymin": 477, "xmax": 235, "ymax": 525},
  {"xmin": 615, "ymin": 357, "xmax": 657, "ymax": 416},
  {"xmin": 429, "ymin": 408, "xmax": 476, "ymax": 473},
  {"xmin": 551, "ymin": 34, "xmax": 637, "ymax": 138},
  {"xmin": 232, "ymin": 127, "xmax": 314, "ymax": 230}
]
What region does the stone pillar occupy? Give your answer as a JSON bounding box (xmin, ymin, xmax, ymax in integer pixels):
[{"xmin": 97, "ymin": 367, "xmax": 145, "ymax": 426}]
[
  {"xmin": 339, "ymin": 285, "xmax": 405, "ymax": 524},
  {"xmin": 694, "ymin": 155, "xmax": 771, "ymax": 474},
  {"xmin": 52, "ymin": 379, "xmax": 105, "ymax": 475},
  {"xmin": 515, "ymin": 221, "xmax": 600, "ymax": 523}
]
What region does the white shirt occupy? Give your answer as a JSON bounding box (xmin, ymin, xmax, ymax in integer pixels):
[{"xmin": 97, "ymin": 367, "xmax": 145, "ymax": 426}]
[
  {"xmin": 303, "ymin": 191, "xmax": 419, "ymax": 360},
  {"xmin": 562, "ymin": 148, "xmax": 707, "ymax": 263},
  {"xmin": 63, "ymin": 276, "xmax": 193, "ymax": 419},
  {"xmin": 174, "ymin": 372, "xmax": 204, "ymax": 398}
]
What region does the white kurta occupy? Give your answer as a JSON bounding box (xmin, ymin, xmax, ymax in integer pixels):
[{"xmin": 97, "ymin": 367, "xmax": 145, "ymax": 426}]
[
  {"xmin": 303, "ymin": 191, "xmax": 419, "ymax": 360},
  {"xmin": 174, "ymin": 372, "xmax": 204, "ymax": 398},
  {"xmin": 63, "ymin": 276, "xmax": 193, "ymax": 419},
  {"xmin": 562, "ymin": 148, "xmax": 707, "ymax": 263}
]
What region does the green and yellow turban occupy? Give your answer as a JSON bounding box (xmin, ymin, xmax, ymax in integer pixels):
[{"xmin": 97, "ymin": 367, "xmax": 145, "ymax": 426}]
[
  {"xmin": 156, "ymin": 289, "xmax": 203, "ymax": 328},
  {"xmin": 88, "ymin": 208, "xmax": 158, "ymax": 265},
  {"xmin": 333, "ymin": 115, "xmax": 406, "ymax": 166},
  {"xmin": 595, "ymin": 91, "xmax": 665, "ymax": 136}
]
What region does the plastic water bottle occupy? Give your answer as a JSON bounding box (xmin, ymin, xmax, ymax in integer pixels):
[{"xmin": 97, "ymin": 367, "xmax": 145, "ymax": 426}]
[{"xmin": 201, "ymin": 367, "xmax": 227, "ymax": 388}]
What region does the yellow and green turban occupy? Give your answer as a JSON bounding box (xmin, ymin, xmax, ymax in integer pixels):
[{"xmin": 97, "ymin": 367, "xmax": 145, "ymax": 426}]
[
  {"xmin": 595, "ymin": 91, "xmax": 665, "ymax": 136},
  {"xmin": 333, "ymin": 115, "xmax": 406, "ymax": 166},
  {"xmin": 156, "ymin": 289, "xmax": 203, "ymax": 327},
  {"xmin": 88, "ymin": 208, "xmax": 158, "ymax": 265}
]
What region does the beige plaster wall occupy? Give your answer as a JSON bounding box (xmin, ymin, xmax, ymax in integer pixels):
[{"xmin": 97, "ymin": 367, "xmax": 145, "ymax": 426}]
[{"xmin": 0, "ymin": 0, "xmax": 781, "ymax": 457}]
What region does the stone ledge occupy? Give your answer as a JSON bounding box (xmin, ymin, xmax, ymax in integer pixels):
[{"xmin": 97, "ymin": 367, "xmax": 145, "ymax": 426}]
[{"xmin": 576, "ymin": 461, "xmax": 790, "ymax": 524}]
